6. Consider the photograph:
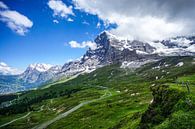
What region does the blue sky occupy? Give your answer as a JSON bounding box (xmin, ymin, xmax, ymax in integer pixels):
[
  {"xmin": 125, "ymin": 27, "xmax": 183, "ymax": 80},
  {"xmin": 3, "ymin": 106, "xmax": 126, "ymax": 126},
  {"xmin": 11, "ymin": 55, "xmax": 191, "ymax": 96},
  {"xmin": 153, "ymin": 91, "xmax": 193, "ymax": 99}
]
[
  {"xmin": 0, "ymin": 0, "xmax": 109, "ymax": 70},
  {"xmin": 1, "ymin": 0, "xmax": 194, "ymax": 71}
]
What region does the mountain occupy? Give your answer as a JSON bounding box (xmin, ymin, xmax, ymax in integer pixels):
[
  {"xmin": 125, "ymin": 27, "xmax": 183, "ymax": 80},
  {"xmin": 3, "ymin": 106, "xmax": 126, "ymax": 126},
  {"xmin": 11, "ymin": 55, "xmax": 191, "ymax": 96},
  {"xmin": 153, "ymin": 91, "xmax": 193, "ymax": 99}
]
[
  {"xmin": 0, "ymin": 63, "xmax": 61, "ymax": 94},
  {"xmin": 59, "ymin": 31, "xmax": 195, "ymax": 78},
  {"xmin": 60, "ymin": 31, "xmax": 159, "ymax": 77},
  {"xmin": 20, "ymin": 63, "xmax": 53, "ymax": 84},
  {"xmin": 18, "ymin": 63, "xmax": 62, "ymax": 88},
  {"xmin": 0, "ymin": 62, "xmax": 22, "ymax": 75},
  {"xmin": 1, "ymin": 31, "xmax": 195, "ymax": 94},
  {"xmin": 36, "ymin": 65, "xmax": 62, "ymax": 83}
]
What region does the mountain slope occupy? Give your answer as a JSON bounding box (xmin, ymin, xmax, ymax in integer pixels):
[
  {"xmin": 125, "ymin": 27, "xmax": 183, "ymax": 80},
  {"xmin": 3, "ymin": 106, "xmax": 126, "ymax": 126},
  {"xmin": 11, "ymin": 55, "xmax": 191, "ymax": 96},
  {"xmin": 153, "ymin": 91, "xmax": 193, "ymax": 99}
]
[{"xmin": 0, "ymin": 56, "xmax": 194, "ymax": 129}]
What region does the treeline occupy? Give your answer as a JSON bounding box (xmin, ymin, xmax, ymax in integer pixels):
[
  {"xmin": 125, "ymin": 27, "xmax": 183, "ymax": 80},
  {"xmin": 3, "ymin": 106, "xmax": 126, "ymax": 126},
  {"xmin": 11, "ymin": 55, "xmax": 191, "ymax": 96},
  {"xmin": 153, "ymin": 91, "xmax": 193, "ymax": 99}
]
[
  {"xmin": 0, "ymin": 94, "xmax": 18, "ymax": 104},
  {"xmin": 0, "ymin": 88, "xmax": 81, "ymax": 115}
]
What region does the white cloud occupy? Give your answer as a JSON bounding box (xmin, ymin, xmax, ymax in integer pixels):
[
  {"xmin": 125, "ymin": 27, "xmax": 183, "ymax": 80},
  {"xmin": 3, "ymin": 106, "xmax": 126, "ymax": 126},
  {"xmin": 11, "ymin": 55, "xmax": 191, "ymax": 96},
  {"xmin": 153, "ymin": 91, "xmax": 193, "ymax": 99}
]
[
  {"xmin": 73, "ymin": 0, "xmax": 195, "ymax": 41},
  {"xmin": 69, "ymin": 40, "xmax": 97, "ymax": 50},
  {"xmin": 82, "ymin": 21, "xmax": 89, "ymax": 25},
  {"xmin": 0, "ymin": 62, "xmax": 23, "ymax": 75},
  {"xmin": 0, "ymin": 2, "xmax": 33, "ymax": 36},
  {"xmin": 96, "ymin": 21, "xmax": 101, "ymax": 28},
  {"xmin": 0, "ymin": 1, "xmax": 8, "ymax": 9},
  {"xmin": 53, "ymin": 19, "xmax": 59, "ymax": 23},
  {"xmin": 67, "ymin": 18, "xmax": 74, "ymax": 22},
  {"xmin": 110, "ymin": 16, "xmax": 184, "ymax": 41},
  {"xmin": 48, "ymin": 0, "xmax": 74, "ymax": 18}
]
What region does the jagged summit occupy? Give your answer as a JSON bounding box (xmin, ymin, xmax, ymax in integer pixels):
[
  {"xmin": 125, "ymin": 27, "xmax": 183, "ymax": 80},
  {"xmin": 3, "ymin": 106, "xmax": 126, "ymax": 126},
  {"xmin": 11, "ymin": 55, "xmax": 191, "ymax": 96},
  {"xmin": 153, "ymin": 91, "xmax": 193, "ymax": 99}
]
[
  {"xmin": 95, "ymin": 31, "xmax": 155, "ymax": 54},
  {"xmin": 95, "ymin": 31, "xmax": 125, "ymax": 50},
  {"xmin": 27, "ymin": 63, "xmax": 53, "ymax": 72},
  {"xmin": 20, "ymin": 63, "xmax": 61, "ymax": 84},
  {"xmin": 98, "ymin": 31, "xmax": 118, "ymax": 40}
]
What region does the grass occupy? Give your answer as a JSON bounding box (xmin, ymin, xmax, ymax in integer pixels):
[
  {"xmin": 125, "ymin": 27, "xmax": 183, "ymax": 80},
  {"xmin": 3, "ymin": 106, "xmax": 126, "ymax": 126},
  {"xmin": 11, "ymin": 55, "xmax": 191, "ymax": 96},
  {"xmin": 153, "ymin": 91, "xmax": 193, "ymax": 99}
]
[
  {"xmin": 0, "ymin": 56, "xmax": 194, "ymax": 129},
  {"xmin": 47, "ymin": 88, "xmax": 151, "ymax": 129},
  {"xmin": 0, "ymin": 87, "xmax": 105, "ymax": 129}
]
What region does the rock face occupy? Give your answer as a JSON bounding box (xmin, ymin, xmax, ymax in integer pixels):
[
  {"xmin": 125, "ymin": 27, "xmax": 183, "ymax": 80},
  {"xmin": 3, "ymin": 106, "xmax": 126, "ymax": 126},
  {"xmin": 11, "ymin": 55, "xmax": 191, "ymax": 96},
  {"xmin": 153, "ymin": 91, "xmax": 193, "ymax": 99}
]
[{"xmin": 60, "ymin": 31, "xmax": 158, "ymax": 77}]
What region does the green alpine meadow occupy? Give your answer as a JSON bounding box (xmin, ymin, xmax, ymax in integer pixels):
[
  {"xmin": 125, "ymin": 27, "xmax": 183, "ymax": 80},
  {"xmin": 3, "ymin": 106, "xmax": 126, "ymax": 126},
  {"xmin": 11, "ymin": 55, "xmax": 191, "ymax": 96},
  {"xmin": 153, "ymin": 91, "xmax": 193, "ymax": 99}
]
[
  {"xmin": 0, "ymin": 56, "xmax": 195, "ymax": 129},
  {"xmin": 0, "ymin": 0, "xmax": 195, "ymax": 129}
]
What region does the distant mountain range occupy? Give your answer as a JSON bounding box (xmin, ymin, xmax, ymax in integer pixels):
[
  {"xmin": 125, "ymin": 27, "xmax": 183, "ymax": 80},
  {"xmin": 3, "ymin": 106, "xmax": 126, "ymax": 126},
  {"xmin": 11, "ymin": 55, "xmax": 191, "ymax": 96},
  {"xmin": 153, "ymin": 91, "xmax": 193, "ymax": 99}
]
[
  {"xmin": 0, "ymin": 63, "xmax": 62, "ymax": 94},
  {"xmin": 1, "ymin": 31, "xmax": 195, "ymax": 94}
]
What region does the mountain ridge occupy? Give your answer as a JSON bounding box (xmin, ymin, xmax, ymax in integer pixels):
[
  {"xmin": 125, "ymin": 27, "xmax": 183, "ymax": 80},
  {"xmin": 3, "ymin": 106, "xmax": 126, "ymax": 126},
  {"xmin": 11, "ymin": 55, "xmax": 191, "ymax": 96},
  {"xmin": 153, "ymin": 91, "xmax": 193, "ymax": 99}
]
[{"xmin": 1, "ymin": 31, "xmax": 195, "ymax": 94}]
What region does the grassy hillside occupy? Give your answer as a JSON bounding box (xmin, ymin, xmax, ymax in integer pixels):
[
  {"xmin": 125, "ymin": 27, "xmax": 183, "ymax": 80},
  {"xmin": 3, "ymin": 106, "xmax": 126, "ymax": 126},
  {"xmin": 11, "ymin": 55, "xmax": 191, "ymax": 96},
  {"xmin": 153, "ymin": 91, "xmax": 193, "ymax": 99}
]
[{"xmin": 0, "ymin": 56, "xmax": 194, "ymax": 129}]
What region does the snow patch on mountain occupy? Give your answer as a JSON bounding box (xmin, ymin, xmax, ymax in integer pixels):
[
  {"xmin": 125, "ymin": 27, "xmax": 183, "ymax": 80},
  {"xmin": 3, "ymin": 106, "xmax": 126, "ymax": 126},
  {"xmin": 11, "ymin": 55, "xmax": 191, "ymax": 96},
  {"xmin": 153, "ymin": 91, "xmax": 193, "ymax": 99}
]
[
  {"xmin": 120, "ymin": 59, "xmax": 156, "ymax": 69},
  {"xmin": 20, "ymin": 63, "xmax": 61, "ymax": 84},
  {"xmin": 176, "ymin": 62, "xmax": 184, "ymax": 67},
  {"xmin": 28, "ymin": 63, "xmax": 53, "ymax": 72},
  {"xmin": 149, "ymin": 36, "xmax": 195, "ymax": 56}
]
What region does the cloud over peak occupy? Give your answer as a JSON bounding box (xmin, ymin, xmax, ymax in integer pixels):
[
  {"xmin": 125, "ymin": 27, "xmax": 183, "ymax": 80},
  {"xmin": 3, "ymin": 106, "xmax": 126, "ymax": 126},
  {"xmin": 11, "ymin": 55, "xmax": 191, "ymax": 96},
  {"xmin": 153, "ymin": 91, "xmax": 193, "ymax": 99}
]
[
  {"xmin": 73, "ymin": 0, "xmax": 195, "ymax": 41},
  {"xmin": 69, "ymin": 40, "xmax": 97, "ymax": 50}
]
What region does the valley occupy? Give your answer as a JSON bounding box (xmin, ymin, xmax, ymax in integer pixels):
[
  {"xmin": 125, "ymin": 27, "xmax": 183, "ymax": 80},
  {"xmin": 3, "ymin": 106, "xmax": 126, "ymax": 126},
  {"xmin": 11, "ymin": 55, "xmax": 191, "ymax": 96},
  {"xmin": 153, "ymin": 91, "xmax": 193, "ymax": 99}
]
[
  {"xmin": 0, "ymin": 56, "xmax": 194, "ymax": 129},
  {"xmin": 1, "ymin": 1, "xmax": 195, "ymax": 128}
]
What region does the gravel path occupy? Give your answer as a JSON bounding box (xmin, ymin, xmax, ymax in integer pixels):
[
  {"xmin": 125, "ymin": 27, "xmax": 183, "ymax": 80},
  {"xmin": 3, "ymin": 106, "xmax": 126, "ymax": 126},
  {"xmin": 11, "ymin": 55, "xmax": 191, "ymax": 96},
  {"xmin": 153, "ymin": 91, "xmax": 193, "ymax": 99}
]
[
  {"xmin": 34, "ymin": 90, "xmax": 112, "ymax": 129},
  {"xmin": 0, "ymin": 112, "xmax": 31, "ymax": 128}
]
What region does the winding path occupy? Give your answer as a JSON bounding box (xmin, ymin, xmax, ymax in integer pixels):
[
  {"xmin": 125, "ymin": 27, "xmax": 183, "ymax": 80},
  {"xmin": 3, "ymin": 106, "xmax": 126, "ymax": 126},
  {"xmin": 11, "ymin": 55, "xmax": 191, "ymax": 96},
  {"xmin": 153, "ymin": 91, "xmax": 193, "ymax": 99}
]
[
  {"xmin": 33, "ymin": 90, "xmax": 112, "ymax": 129},
  {"xmin": 0, "ymin": 112, "xmax": 31, "ymax": 128},
  {"xmin": 0, "ymin": 87, "xmax": 112, "ymax": 129}
]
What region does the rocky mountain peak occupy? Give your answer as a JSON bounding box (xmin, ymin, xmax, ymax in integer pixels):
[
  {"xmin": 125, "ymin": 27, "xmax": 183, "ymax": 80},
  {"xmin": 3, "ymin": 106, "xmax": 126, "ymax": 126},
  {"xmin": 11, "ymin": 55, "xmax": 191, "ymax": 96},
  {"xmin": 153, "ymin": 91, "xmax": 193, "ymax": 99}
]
[
  {"xmin": 27, "ymin": 63, "xmax": 53, "ymax": 72},
  {"xmin": 95, "ymin": 31, "xmax": 111, "ymax": 49},
  {"xmin": 20, "ymin": 63, "xmax": 60, "ymax": 84},
  {"xmin": 94, "ymin": 31, "xmax": 125, "ymax": 50}
]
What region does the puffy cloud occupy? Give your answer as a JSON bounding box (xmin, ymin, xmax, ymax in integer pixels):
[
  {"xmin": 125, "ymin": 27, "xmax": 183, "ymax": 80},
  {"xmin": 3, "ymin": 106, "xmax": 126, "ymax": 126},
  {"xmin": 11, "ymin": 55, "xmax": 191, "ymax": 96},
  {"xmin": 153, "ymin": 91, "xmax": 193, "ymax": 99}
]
[
  {"xmin": 73, "ymin": 0, "xmax": 195, "ymax": 41},
  {"xmin": 67, "ymin": 18, "xmax": 74, "ymax": 22},
  {"xmin": 48, "ymin": 0, "xmax": 74, "ymax": 18},
  {"xmin": 96, "ymin": 21, "xmax": 101, "ymax": 28},
  {"xmin": 82, "ymin": 21, "xmax": 89, "ymax": 25},
  {"xmin": 69, "ymin": 40, "xmax": 97, "ymax": 50},
  {"xmin": 53, "ymin": 19, "xmax": 59, "ymax": 23},
  {"xmin": 0, "ymin": 2, "xmax": 33, "ymax": 36}
]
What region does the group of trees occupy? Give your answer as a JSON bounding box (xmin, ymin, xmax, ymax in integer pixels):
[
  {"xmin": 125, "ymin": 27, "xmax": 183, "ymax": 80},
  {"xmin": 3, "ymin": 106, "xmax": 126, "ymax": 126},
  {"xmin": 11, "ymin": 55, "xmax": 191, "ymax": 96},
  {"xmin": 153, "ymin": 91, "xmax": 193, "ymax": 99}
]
[{"xmin": 0, "ymin": 88, "xmax": 81, "ymax": 115}]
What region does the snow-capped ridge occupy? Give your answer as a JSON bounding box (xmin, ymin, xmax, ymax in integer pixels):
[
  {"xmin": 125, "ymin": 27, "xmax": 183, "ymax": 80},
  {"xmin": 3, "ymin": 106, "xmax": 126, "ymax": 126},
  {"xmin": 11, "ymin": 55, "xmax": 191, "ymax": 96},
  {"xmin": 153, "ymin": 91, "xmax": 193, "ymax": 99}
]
[
  {"xmin": 27, "ymin": 63, "xmax": 53, "ymax": 72},
  {"xmin": 149, "ymin": 35, "xmax": 195, "ymax": 56}
]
